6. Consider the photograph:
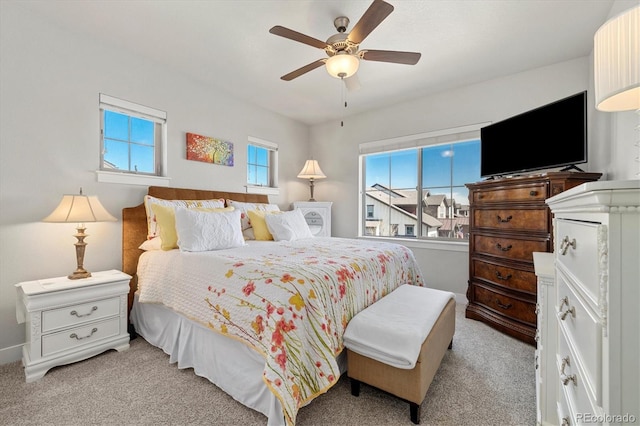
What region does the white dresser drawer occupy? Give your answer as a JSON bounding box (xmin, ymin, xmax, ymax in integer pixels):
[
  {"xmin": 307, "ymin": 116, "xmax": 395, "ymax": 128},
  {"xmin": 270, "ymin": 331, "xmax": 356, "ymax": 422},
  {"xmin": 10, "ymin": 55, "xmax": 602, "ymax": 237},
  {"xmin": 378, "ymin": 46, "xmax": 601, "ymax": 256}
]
[
  {"xmin": 556, "ymin": 271, "xmax": 602, "ymax": 402},
  {"xmin": 557, "ymin": 331, "xmax": 599, "ymax": 422},
  {"xmin": 555, "ymin": 219, "xmax": 601, "ymax": 304},
  {"xmin": 41, "ymin": 317, "xmax": 121, "ymax": 357},
  {"xmin": 42, "ymin": 297, "xmax": 120, "ymax": 332}
]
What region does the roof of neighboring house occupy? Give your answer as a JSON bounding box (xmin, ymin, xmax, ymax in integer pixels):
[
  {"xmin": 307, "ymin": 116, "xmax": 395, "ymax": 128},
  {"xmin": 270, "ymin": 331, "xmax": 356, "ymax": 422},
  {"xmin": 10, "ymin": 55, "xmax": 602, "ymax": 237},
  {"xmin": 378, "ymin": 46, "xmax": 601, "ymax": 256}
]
[
  {"xmin": 365, "ymin": 190, "xmax": 442, "ymax": 228},
  {"xmin": 438, "ymin": 217, "xmax": 470, "ymax": 231}
]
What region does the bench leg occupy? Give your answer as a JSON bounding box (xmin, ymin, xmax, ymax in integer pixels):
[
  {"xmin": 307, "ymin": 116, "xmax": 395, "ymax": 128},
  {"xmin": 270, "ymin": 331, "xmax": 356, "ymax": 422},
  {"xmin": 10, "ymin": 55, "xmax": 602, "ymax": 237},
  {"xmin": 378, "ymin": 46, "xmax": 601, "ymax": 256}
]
[
  {"xmin": 410, "ymin": 402, "xmax": 421, "ymax": 424},
  {"xmin": 350, "ymin": 378, "xmax": 361, "ymax": 397}
]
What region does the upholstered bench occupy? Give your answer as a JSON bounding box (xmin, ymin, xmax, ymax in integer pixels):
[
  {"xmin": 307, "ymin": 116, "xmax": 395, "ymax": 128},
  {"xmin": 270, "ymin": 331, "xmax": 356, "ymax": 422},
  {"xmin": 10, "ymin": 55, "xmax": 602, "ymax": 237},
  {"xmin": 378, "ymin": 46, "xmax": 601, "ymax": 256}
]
[{"xmin": 344, "ymin": 285, "xmax": 456, "ymax": 424}]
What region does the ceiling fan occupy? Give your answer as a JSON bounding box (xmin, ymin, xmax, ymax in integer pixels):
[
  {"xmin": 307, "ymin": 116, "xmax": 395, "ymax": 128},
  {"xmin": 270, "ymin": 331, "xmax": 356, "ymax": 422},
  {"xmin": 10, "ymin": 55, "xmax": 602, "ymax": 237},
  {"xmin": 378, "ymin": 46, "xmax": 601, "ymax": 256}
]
[{"xmin": 269, "ymin": 0, "xmax": 421, "ymax": 84}]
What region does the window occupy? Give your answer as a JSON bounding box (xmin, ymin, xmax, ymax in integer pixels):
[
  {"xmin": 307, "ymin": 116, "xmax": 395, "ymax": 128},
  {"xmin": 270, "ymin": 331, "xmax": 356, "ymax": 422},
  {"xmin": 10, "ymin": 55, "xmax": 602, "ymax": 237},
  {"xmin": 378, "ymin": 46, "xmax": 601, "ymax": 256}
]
[
  {"xmin": 359, "ymin": 124, "xmax": 485, "ymax": 241},
  {"xmin": 366, "ymin": 204, "xmax": 374, "ymax": 218},
  {"xmin": 246, "ymin": 136, "xmax": 279, "ymax": 195},
  {"xmin": 97, "ymin": 94, "xmax": 169, "ymax": 186}
]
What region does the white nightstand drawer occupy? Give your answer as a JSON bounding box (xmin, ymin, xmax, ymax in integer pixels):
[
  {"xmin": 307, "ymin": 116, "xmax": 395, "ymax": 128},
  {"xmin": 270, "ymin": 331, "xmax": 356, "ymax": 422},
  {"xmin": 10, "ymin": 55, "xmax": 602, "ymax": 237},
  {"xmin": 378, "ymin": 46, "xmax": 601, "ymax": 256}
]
[
  {"xmin": 556, "ymin": 271, "xmax": 602, "ymax": 398},
  {"xmin": 42, "ymin": 297, "xmax": 120, "ymax": 332},
  {"xmin": 555, "ymin": 219, "xmax": 600, "ymax": 304},
  {"xmin": 42, "ymin": 317, "xmax": 121, "ymax": 357}
]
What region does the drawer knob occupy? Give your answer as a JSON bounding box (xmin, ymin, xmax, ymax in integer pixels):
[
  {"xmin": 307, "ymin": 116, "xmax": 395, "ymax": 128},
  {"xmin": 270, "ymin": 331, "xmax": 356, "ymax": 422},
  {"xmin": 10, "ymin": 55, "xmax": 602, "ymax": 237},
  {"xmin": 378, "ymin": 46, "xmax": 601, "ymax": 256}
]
[
  {"xmin": 530, "ymin": 190, "xmax": 538, "ymax": 196},
  {"xmin": 496, "ymin": 215, "xmax": 513, "ymax": 223},
  {"xmin": 559, "ymin": 296, "xmax": 569, "ymax": 310},
  {"xmin": 560, "ymin": 306, "xmax": 575, "ymax": 321},
  {"xmin": 561, "ymin": 373, "xmax": 577, "ymax": 386},
  {"xmin": 70, "ymin": 306, "xmax": 98, "ymax": 318},
  {"xmin": 495, "ymin": 271, "xmax": 512, "ymax": 281},
  {"xmin": 560, "ymin": 236, "xmax": 576, "ymax": 255},
  {"xmin": 495, "ymin": 299, "xmax": 512, "ymax": 310},
  {"xmin": 70, "ymin": 327, "xmax": 98, "ymax": 341},
  {"xmin": 495, "ymin": 243, "xmax": 512, "ymax": 252},
  {"xmin": 560, "ymin": 356, "xmax": 570, "ymax": 375}
]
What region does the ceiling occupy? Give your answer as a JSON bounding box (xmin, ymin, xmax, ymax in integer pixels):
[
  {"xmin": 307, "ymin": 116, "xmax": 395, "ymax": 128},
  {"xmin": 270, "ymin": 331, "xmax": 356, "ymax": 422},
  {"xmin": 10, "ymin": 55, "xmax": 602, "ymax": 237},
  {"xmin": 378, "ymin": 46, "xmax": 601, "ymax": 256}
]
[{"xmin": 16, "ymin": 0, "xmax": 617, "ymax": 126}]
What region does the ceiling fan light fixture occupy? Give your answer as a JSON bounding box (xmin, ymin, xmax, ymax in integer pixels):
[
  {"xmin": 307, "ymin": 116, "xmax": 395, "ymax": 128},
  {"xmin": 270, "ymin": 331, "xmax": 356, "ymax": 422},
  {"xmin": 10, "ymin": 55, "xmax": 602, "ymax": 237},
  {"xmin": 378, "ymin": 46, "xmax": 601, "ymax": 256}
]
[{"xmin": 325, "ymin": 53, "xmax": 360, "ymax": 79}]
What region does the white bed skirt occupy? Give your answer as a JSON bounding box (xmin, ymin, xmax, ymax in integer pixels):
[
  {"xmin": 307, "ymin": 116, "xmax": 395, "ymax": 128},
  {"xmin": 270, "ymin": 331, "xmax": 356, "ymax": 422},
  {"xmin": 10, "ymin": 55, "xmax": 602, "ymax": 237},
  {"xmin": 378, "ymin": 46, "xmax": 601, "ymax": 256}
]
[{"xmin": 130, "ymin": 295, "xmax": 347, "ymax": 425}]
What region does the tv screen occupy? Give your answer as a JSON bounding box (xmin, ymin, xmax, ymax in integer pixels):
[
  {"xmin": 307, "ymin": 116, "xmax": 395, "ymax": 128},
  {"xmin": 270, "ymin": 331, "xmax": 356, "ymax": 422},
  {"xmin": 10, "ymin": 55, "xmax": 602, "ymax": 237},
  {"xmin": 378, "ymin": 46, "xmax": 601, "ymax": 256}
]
[{"xmin": 480, "ymin": 91, "xmax": 587, "ymax": 178}]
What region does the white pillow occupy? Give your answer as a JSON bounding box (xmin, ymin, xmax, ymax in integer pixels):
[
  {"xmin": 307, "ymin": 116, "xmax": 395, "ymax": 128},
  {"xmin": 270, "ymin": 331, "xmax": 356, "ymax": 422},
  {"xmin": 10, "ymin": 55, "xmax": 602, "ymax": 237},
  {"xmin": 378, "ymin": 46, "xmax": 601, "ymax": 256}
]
[
  {"xmin": 265, "ymin": 209, "xmax": 314, "ymax": 241},
  {"xmin": 175, "ymin": 207, "xmax": 246, "ymax": 252},
  {"xmin": 139, "ymin": 238, "xmax": 162, "ymax": 251}
]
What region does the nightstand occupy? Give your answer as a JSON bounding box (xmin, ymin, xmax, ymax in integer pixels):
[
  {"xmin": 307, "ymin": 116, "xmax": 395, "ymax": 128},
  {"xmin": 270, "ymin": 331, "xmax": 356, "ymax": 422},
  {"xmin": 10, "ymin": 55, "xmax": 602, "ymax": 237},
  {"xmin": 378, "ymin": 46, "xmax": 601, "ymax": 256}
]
[
  {"xmin": 15, "ymin": 269, "xmax": 131, "ymax": 382},
  {"xmin": 293, "ymin": 201, "xmax": 332, "ymax": 237}
]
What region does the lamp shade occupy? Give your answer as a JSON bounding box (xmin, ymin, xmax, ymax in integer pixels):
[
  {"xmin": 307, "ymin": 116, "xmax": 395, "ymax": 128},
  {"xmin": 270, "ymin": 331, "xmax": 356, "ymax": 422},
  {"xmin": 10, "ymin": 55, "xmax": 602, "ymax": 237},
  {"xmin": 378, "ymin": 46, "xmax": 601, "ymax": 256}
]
[
  {"xmin": 325, "ymin": 53, "xmax": 360, "ymax": 79},
  {"xmin": 594, "ymin": 5, "xmax": 640, "ymax": 112},
  {"xmin": 297, "ymin": 160, "xmax": 327, "ymax": 179},
  {"xmin": 43, "ymin": 191, "xmax": 117, "ymax": 223}
]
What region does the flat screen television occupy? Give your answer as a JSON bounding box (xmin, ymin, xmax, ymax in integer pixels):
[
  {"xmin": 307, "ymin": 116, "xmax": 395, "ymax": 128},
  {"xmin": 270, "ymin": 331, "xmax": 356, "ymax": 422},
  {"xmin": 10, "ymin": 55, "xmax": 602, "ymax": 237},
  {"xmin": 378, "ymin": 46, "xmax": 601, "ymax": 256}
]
[{"xmin": 480, "ymin": 91, "xmax": 587, "ymax": 178}]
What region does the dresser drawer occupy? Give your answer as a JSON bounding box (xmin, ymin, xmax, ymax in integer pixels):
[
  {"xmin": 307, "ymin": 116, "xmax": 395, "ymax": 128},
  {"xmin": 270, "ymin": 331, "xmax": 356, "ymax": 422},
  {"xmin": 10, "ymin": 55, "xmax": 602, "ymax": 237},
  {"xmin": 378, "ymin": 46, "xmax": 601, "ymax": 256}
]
[
  {"xmin": 555, "ymin": 219, "xmax": 601, "ymax": 305},
  {"xmin": 472, "ymin": 259, "xmax": 537, "ymax": 293},
  {"xmin": 473, "ymin": 183, "xmax": 547, "ymax": 204},
  {"xmin": 472, "ymin": 234, "xmax": 549, "ymax": 262},
  {"xmin": 41, "ymin": 317, "xmax": 121, "ymax": 357},
  {"xmin": 472, "ymin": 284, "xmax": 536, "ymax": 325},
  {"xmin": 474, "ymin": 208, "xmax": 548, "ymax": 232},
  {"xmin": 556, "ymin": 272, "xmax": 602, "ymax": 402},
  {"xmin": 42, "ymin": 297, "xmax": 121, "ymax": 333},
  {"xmin": 557, "ymin": 329, "xmax": 599, "ymax": 418}
]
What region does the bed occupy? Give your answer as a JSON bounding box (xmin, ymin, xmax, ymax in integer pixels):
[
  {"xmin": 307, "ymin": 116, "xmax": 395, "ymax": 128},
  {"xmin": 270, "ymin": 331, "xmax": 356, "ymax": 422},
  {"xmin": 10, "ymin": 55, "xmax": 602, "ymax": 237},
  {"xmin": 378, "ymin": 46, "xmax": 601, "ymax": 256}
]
[{"xmin": 122, "ymin": 186, "xmax": 425, "ymax": 425}]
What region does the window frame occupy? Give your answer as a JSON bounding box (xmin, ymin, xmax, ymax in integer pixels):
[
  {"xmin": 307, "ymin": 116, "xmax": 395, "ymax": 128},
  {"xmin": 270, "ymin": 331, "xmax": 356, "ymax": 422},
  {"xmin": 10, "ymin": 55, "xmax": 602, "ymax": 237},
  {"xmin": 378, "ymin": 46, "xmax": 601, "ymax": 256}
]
[
  {"xmin": 96, "ymin": 93, "xmax": 170, "ymax": 186},
  {"xmin": 246, "ymin": 136, "xmax": 279, "ymax": 195},
  {"xmin": 358, "ymin": 123, "xmax": 488, "ymax": 244}
]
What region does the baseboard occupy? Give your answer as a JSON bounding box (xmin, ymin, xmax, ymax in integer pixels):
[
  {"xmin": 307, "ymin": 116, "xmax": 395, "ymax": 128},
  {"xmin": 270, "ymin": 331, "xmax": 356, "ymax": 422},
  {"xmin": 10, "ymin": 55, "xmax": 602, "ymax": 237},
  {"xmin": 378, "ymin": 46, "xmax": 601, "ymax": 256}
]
[
  {"xmin": 454, "ymin": 292, "xmax": 468, "ymax": 306},
  {"xmin": 0, "ymin": 343, "xmax": 23, "ymax": 365}
]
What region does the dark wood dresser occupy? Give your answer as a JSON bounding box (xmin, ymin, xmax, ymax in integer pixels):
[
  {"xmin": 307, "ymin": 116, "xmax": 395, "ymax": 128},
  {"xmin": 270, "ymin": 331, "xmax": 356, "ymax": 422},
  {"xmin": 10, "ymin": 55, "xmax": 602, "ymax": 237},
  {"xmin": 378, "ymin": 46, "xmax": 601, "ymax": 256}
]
[{"xmin": 465, "ymin": 172, "xmax": 602, "ymax": 345}]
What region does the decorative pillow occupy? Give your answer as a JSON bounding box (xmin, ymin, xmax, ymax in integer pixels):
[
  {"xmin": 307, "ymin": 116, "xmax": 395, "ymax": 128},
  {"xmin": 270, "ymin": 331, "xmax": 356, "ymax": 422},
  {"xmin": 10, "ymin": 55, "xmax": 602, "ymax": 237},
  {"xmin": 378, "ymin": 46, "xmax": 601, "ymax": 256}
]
[
  {"xmin": 265, "ymin": 209, "xmax": 314, "ymax": 241},
  {"xmin": 247, "ymin": 210, "xmax": 283, "ymax": 241},
  {"xmin": 139, "ymin": 237, "xmax": 162, "ymax": 251},
  {"xmin": 175, "ymin": 207, "xmax": 245, "ymax": 252},
  {"xmin": 226, "ymin": 200, "xmax": 280, "ymax": 239},
  {"xmin": 151, "ymin": 203, "xmax": 234, "ymax": 250},
  {"xmin": 144, "ymin": 195, "xmax": 225, "ymax": 240}
]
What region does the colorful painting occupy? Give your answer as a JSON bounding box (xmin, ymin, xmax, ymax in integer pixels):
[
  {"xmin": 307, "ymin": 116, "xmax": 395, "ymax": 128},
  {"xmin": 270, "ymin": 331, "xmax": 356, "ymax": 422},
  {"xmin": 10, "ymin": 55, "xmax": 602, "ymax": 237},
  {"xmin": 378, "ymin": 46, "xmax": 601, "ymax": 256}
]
[{"xmin": 186, "ymin": 132, "xmax": 234, "ymax": 166}]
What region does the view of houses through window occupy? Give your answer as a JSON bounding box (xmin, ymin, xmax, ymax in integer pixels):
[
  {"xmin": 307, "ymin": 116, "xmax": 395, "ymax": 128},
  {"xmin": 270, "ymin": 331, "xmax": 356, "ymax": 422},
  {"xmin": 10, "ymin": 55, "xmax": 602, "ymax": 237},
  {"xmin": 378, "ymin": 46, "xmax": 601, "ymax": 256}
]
[{"xmin": 362, "ymin": 139, "xmax": 481, "ymax": 240}]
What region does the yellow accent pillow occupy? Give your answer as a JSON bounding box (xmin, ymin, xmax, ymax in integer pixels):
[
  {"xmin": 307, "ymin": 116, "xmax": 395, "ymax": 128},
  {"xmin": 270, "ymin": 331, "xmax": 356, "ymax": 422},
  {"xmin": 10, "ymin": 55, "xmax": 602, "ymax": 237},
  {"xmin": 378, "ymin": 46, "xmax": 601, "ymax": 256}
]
[
  {"xmin": 151, "ymin": 204, "xmax": 234, "ymax": 250},
  {"xmin": 247, "ymin": 209, "xmax": 282, "ymax": 241}
]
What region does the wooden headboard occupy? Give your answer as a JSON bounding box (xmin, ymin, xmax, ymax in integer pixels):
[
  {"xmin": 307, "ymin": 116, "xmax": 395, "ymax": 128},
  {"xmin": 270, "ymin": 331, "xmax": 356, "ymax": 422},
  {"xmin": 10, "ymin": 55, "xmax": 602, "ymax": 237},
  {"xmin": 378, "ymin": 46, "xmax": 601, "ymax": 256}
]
[{"xmin": 122, "ymin": 186, "xmax": 269, "ymax": 313}]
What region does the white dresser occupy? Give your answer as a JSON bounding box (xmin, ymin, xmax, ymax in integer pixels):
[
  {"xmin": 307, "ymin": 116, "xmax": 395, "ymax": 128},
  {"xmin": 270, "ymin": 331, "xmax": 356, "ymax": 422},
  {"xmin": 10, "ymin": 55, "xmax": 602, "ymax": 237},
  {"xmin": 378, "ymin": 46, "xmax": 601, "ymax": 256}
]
[
  {"xmin": 293, "ymin": 201, "xmax": 332, "ymax": 237},
  {"xmin": 535, "ymin": 180, "xmax": 639, "ymax": 425},
  {"xmin": 16, "ymin": 269, "xmax": 131, "ymax": 382}
]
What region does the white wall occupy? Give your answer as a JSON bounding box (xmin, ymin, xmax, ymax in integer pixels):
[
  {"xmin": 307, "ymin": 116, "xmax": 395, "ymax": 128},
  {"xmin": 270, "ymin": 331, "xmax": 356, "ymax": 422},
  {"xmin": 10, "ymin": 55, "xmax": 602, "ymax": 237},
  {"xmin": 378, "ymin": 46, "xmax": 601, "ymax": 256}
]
[{"xmin": 0, "ymin": 3, "xmax": 310, "ymax": 362}]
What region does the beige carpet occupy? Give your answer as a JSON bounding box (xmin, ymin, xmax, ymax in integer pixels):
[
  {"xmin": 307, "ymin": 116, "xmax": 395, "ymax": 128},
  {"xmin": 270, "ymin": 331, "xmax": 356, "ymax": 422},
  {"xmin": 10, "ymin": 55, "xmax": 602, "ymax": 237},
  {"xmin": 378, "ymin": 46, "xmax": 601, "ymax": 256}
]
[{"xmin": 0, "ymin": 305, "xmax": 535, "ymax": 425}]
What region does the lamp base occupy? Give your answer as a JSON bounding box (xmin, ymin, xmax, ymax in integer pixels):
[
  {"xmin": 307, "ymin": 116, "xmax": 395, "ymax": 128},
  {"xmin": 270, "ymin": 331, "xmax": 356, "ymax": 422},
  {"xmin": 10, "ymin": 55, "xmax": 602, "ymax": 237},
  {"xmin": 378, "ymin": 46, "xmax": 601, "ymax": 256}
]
[{"xmin": 68, "ymin": 269, "xmax": 92, "ymax": 280}]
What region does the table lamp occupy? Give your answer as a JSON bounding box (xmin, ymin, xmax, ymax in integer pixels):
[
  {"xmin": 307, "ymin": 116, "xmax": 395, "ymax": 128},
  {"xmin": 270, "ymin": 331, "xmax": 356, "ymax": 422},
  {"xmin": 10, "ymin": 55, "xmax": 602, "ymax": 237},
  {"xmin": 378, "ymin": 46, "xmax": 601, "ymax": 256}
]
[
  {"xmin": 43, "ymin": 188, "xmax": 117, "ymax": 279},
  {"xmin": 297, "ymin": 160, "xmax": 326, "ymax": 201}
]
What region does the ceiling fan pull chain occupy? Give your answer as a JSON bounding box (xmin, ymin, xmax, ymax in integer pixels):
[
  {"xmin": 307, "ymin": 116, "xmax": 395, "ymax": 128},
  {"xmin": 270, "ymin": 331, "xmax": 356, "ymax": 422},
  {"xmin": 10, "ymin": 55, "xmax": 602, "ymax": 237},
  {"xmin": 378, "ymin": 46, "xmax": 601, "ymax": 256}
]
[{"xmin": 340, "ymin": 76, "xmax": 346, "ymax": 127}]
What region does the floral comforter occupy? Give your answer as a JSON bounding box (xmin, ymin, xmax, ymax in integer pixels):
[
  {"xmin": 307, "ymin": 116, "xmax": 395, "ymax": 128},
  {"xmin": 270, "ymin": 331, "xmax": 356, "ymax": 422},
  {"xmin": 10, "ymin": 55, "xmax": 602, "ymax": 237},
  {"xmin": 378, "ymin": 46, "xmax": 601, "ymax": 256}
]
[{"xmin": 137, "ymin": 237, "xmax": 424, "ymax": 425}]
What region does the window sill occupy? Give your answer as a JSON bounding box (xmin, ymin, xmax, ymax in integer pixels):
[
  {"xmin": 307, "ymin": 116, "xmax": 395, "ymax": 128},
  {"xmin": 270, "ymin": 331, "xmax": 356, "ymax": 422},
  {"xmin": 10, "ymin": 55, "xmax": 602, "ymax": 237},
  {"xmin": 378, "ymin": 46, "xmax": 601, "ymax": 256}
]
[
  {"xmin": 96, "ymin": 171, "xmax": 171, "ymax": 187},
  {"xmin": 357, "ymin": 236, "xmax": 468, "ymax": 253},
  {"xmin": 245, "ymin": 186, "xmax": 280, "ymax": 196}
]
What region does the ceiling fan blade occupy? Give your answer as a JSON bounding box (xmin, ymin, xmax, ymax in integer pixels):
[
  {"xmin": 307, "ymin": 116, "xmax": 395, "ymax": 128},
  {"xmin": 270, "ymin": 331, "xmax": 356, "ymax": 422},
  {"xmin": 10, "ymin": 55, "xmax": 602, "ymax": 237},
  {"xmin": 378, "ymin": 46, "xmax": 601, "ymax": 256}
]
[
  {"xmin": 361, "ymin": 50, "xmax": 421, "ymax": 65},
  {"xmin": 347, "ymin": 0, "xmax": 394, "ymax": 45},
  {"xmin": 269, "ymin": 25, "xmax": 329, "ymax": 50},
  {"xmin": 344, "ymin": 74, "xmax": 361, "ymax": 92},
  {"xmin": 280, "ymin": 59, "xmax": 326, "ymax": 81}
]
